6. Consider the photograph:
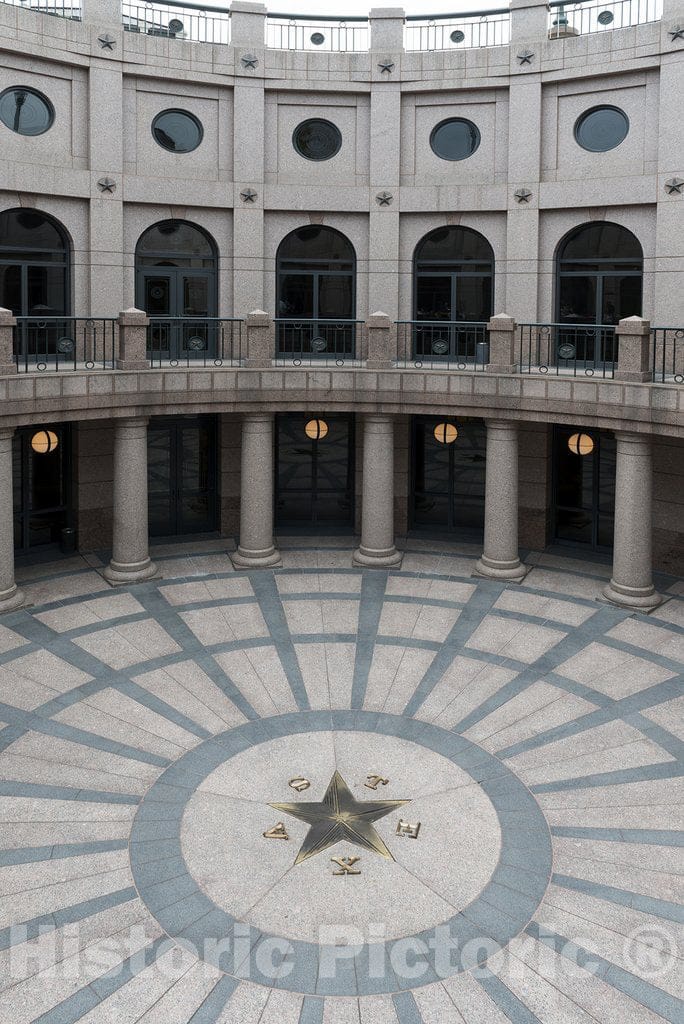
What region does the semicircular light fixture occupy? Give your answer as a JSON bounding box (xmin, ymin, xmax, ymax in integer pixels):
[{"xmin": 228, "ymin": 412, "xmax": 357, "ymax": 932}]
[
  {"xmin": 567, "ymin": 432, "xmax": 594, "ymax": 456},
  {"xmin": 31, "ymin": 429, "xmax": 59, "ymax": 454},
  {"xmin": 305, "ymin": 418, "xmax": 328, "ymax": 441},
  {"xmin": 433, "ymin": 422, "xmax": 458, "ymax": 445}
]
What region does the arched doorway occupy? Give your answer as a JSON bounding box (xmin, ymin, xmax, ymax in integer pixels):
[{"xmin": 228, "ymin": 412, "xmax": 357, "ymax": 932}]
[
  {"xmin": 555, "ymin": 222, "xmax": 642, "ymax": 366},
  {"xmin": 135, "ymin": 220, "xmax": 217, "ymax": 359},
  {"xmin": 0, "ymin": 208, "xmax": 69, "ymax": 317},
  {"xmin": 412, "ymin": 226, "xmax": 493, "ymax": 361},
  {"xmin": 275, "ymin": 225, "xmax": 356, "ymax": 358}
]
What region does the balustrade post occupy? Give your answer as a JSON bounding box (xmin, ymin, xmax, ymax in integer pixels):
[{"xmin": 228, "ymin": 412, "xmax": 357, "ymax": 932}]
[
  {"xmin": 366, "ymin": 312, "xmax": 393, "ymax": 369},
  {"xmin": 510, "ymin": 0, "xmax": 554, "ymax": 41},
  {"xmin": 244, "ymin": 310, "xmax": 273, "ymax": 368},
  {"xmin": 117, "ymin": 309, "xmax": 150, "ymax": 370},
  {"xmin": 230, "ymin": 1, "xmax": 267, "ymax": 47},
  {"xmin": 486, "ymin": 314, "xmax": 518, "ymax": 374},
  {"xmin": 614, "ymin": 316, "xmax": 653, "ymax": 383},
  {"xmin": 84, "ymin": 0, "xmax": 121, "ymax": 28},
  {"xmin": 0, "ymin": 308, "xmax": 17, "ymax": 376},
  {"xmin": 369, "ymin": 7, "xmax": 405, "ymax": 51}
]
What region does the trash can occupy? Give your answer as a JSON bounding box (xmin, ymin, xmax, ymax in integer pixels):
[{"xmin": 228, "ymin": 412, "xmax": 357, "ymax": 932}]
[
  {"xmin": 60, "ymin": 527, "xmax": 76, "ymax": 555},
  {"xmin": 476, "ymin": 341, "xmax": 490, "ymax": 366}
]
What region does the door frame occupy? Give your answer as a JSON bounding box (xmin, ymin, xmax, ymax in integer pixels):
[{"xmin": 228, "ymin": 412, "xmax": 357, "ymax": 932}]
[
  {"xmin": 274, "ymin": 412, "xmax": 355, "ymax": 529},
  {"xmin": 138, "ymin": 267, "xmax": 217, "ymax": 360},
  {"xmin": 13, "ymin": 422, "xmax": 73, "ymax": 552},
  {"xmin": 147, "ymin": 415, "xmax": 219, "ymax": 537},
  {"xmin": 551, "ymin": 426, "xmax": 615, "ymax": 551}
]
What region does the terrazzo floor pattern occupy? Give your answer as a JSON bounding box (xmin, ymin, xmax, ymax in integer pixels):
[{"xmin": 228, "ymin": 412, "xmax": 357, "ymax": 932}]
[{"xmin": 0, "ymin": 536, "xmax": 682, "ymax": 1024}]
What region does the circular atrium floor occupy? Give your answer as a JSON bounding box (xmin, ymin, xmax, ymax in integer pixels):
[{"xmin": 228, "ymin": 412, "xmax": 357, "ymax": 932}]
[{"xmin": 1, "ymin": 538, "xmax": 682, "ymax": 1024}]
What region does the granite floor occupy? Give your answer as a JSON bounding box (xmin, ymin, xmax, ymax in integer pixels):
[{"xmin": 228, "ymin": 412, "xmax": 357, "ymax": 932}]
[{"xmin": 0, "ymin": 536, "xmax": 682, "ymax": 1024}]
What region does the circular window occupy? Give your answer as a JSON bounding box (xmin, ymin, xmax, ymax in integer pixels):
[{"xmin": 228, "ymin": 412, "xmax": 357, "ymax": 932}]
[
  {"xmin": 151, "ymin": 109, "xmax": 203, "ymax": 153},
  {"xmin": 292, "ymin": 118, "xmax": 342, "ymax": 161},
  {"xmin": 574, "ymin": 106, "xmax": 629, "ymax": 153},
  {"xmin": 430, "ymin": 118, "xmax": 480, "ymax": 161},
  {"xmin": 0, "ymin": 87, "xmax": 54, "ymax": 136}
]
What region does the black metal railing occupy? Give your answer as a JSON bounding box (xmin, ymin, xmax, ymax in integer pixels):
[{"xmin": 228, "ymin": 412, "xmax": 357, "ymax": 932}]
[
  {"xmin": 394, "ymin": 321, "xmax": 489, "ymax": 370},
  {"xmin": 517, "ymin": 323, "xmax": 617, "ymax": 377},
  {"xmin": 547, "ymin": 0, "xmax": 662, "ymax": 37},
  {"xmin": 404, "ymin": 8, "xmax": 510, "ymax": 50},
  {"xmin": 266, "ymin": 12, "xmax": 369, "ymax": 51},
  {"xmin": 14, "ymin": 317, "xmax": 117, "ymax": 372},
  {"xmin": 274, "ymin": 319, "xmax": 361, "ymax": 365},
  {"xmin": 1, "ymin": 0, "xmax": 81, "ymax": 20},
  {"xmin": 651, "ymin": 328, "xmax": 684, "ymax": 384},
  {"xmin": 121, "ymin": 0, "xmax": 231, "ymax": 43},
  {"xmin": 146, "ymin": 317, "xmax": 244, "ymax": 367}
]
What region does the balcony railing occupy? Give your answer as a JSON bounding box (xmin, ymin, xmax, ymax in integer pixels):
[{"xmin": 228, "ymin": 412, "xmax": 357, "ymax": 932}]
[
  {"xmin": 394, "ymin": 321, "xmax": 490, "ymax": 370},
  {"xmin": 652, "ymin": 328, "xmax": 684, "ymax": 384},
  {"xmin": 146, "ymin": 317, "xmax": 244, "ymax": 367},
  {"xmin": 274, "ymin": 319, "xmax": 362, "ymax": 366},
  {"xmin": 548, "ymin": 0, "xmax": 663, "ymax": 38},
  {"xmin": 404, "ymin": 9, "xmax": 510, "ymax": 51},
  {"xmin": 1, "ymin": 0, "xmax": 81, "ymax": 19},
  {"xmin": 266, "ymin": 13, "xmax": 369, "ymax": 52},
  {"xmin": 14, "ymin": 317, "xmax": 117, "ymax": 372},
  {"xmin": 517, "ymin": 323, "xmax": 617, "ymax": 377},
  {"xmin": 121, "ymin": 0, "xmax": 231, "ymax": 44}
]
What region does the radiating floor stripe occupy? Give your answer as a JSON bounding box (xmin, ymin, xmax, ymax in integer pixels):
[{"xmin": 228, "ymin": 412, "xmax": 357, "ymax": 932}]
[
  {"xmin": 551, "ymin": 874, "xmax": 684, "ymax": 924},
  {"xmin": 351, "ymin": 571, "xmax": 388, "ymax": 709},
  {"xmin": 475, "ymin": 974, "xmax": 542, "ymax": 1024},
  {"xmin": 626, "ymin": 711, "xmax": 684, "ymax": 762},
  {"xmin": 0, "ymin": 886, "xmax": 138, "ymax": 951},
  {"xmin": 392, "ymin": 990, "xmax": 425, "ymax": 1023},
  {"xmin": 526, "ymin": 922, "xmax": 684, "ymax": 1024},
  {"xmin": 550, "ymin": 826, "xmax": 684, "ymax": 846},
  {"xmin": 298, "ymin": 995, "xmax": 324, "ymax": 1024},
  {"xmin": 32, "ymin": 935, "xmax": 170, "ymax": 1024},
  {"xmin": 187, "ymin": 974, "xmax": 240, "ymax": 1023},
  {"xmin": 250, "ymin": 572, "xmax": 311, "ymax": 710},
  {"xmin": 0, "ymin": 840, "xmax": 128, "ymax": 866},
  {"xmin": 403, "ymin": 585, "xmax": 504, "ymax": 718},
  {"xmin": 530, "ymin": 761, "xmax": 683, "ymax": 793},
  {"xmin": 0, "ymin": 780, "xmax": 140, "ymax": 804}
]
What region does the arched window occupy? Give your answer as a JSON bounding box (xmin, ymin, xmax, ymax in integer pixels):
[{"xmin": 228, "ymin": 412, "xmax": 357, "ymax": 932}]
[
  {"xmin": 0, "ymin": 208, "xmax": 69, "ymax": 317},
  {"xmin": 135, "ymin": 220, "xmax": 218, "ymax": 360},
  {"xmin": 412, "ymin": 227, "xmax": 494, "ymax": 362},
  {"xmin": 276, "ymin": 225, "xmax": 356, "ymax": 358},
  {"xmin": 556, "ymin": 222, "xmax": 642, "ymax": 327}
]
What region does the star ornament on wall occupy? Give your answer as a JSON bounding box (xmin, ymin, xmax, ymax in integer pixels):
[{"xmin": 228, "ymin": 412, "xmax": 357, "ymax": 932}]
[
  {"xmin": 668, "ymin": 25, "xmax": 684, "ymax": 41},
  {"xmin": 240, "ymin": 188, "xmax": 258, "ymax": 203},
  {"xmin": 378, "ymin": 59, "xmax": 395, "ymax": 74},
  {"xmin": 517, "ymin": 49, "xmax": 534, "ymax": 65},
  {"xmin": 270, "ymin": 770, "xmax": 409, "ymax": 865},
  {"xmin": 665, "ymin": 178, "xmax": 684, "ymax": 195},
  {"xmin": 241, "ymin": 53, "xmax": 259, "ymax": 69},
  {"xmin": 514, "ymin": 188, "xmax": 533, "ymax": 203},
  {"xmin": 97, "ymin": 177, "xmax": 116, "ymax": 194},
  {"xmin": 97, "ymin": 34, "xmax": 116, "ymax": 51},
  {"xmin": 376, "ymin": 191, "xmax": 393, "ymax": 206}
]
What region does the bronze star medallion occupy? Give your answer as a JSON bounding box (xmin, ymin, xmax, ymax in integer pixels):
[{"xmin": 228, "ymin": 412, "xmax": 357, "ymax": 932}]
[{"xmin": 270, "ymin": 770, "xmax": 409, "ymax": 865}]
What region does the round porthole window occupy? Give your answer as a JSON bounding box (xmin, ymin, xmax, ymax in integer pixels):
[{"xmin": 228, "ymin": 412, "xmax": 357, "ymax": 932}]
[
  {"xmin": 292, "ymin": 118, "xmax": 342, "ymax": 161},
  {"xmin": 0, "ymin": 87, "xmax": 54, "ymax": 136},
  {"xmin": 151, "ymin": 109, "xmax": 203, "ymax": 153},
  {"xmin": 574, "ymin": 106, "xmax": 629, "ymax": 153},
  {"xmin": 430, "ymin": 117, "xmax": 480, "ymax": 161}
]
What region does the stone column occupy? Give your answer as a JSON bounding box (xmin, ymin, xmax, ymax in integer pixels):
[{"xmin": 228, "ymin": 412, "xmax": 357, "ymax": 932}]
[
  {"xmin": 104, "ymin": 417, "xmax": 158, "ymax": 584},
  {"xmin": 353, "ymin": 415, "xmax": 403, "ymax": 569},
  {"xmin": 0, "ymin": 428, "xmax": 25, "ymax": 614},
  {"xmin": 0, "ymin": 308, "xmax": 17, "ymax": 375},
  {"xmin": 603, "ymin": 433, "xmax": 662, "ymax": 611},
  {"xmin": 231, "ymin": 413, "xmax": 281, "ymax": 569},
  {"xmin": 476, "ymin": 420, "xmax": 528, "ymax": 582}
]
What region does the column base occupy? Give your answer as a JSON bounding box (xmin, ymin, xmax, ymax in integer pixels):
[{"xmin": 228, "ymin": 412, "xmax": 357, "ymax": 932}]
[
  {"xmin": 231, "ymin": 546, "xmax": 282, "ymax": 570},
  {"xmin": 352, "ymin": 546, "xmax": 403, "ymax": 569},
  {"xmin": 602, "ymin": 579, "xmax": 663, "ymax": 612},
  {"xmin": 103, "ymin": 558, "xmax": 159, "ymax": 586},
  {"xmin": 0, "ymin": 584, "xmax": 27, "ymax": 614},
  {"xmin": 474, "ymin": 556, "xmax": 529, "ymax": 583}
]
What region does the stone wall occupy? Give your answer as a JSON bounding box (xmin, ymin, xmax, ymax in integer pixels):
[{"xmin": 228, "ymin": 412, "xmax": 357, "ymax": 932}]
[{"xmin": 653, "ymin": 435, "xmax": 684, "ymax": 576}]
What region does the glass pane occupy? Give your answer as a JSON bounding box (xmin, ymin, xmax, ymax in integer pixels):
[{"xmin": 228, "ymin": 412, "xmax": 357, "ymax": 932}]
[
  {"xmin": 575, "ymin": 107, "xmax": 628, "ymax": 153},
  {"xmin": 26, "ymin": 265, "xmax": 66, "ymax": 316},
  {"xmin": 416, "ymin": 276, "xmax": 452, "ymax": 321},
  {"xmin": 456, "ymin": 277, "xmax": 492, "ymax": 322},
  {"xmin": 556, "ymin": 506, "xmax": 593, "ymax": 545},
  {"xmin": 430, "ymin": 119, "xmax": 480, "ymax": 161},
  {"xmin": 182, "ymin": 276, "xmax": 209, "ymax": 317},
  {"xmin": 0, "ymin": 264, "xmax": 22, "ymax": 315},
  {"xmin": 276, "ymin": 414, "xmax": 352, "ymax": 526},
  {"xmin": 0, "ymin": 88, "xmax": 53, "ymax": 136},
  {"xmin": 450, "ymin": 421, "xmax": 486, "ymax": 531},
  {"xmin": 278, "ymin": 226, "xmax": 353, "ymax": 262},
  {"xmin": 416, "ymin": 226, "xmax": 493, "ymax": 262},
  {"xmin": 137, "ymin": 222, "xmax": 214, "ymax": 258},
  {"xmin": 292, "ymin": 119, "xmax": 342, "ymax": 162},
  {"xmin": 29, "ymin": 443, "xmax": 63, "ymax": 511},
  {"xmin": 145, "ymin": 276, "xmax": 171, "ymax": 316},
  {"xmin": 278, "ymin": 274, "xmax": 314, "ymax": 318},
  {"xmin": 317, "ymin": 275, "xmax": 353, "ymax": 319},
  {"xmin": 602, "ymin": 275, "xmax": 641, "ymax": 323},
  {"xmin": 148, "ymin": 429, "xmax": 171, "ymax": 496},
  {"xmin": 560, "ymin": 223, "xmax": 641, "ymax": 261},
  {"xmin": 558, "ymin": 275, "xmax": 597, "ymax": 325},
  {"xmin": 0, "ymin": 209, "xmax": 66, "ymax": 256},
  {"xmin": 152, "ymin": 110, "xmax": 203, "ymax": 154}
]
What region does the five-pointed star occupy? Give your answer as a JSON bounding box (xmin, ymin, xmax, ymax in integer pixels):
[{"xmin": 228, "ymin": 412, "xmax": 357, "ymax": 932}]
[
  {"xmin": 271, "ymin": 770, "xmax": 409, "ymax": 865},
  {"xmin": 668, "ymin": 26, "xmax": 684, "ymax": 41}
]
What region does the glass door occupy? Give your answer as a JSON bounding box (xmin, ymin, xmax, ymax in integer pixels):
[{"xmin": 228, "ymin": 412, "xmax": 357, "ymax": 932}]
[
  {"xmin": 148, "ymin": 417, "xmax": 218, "ymax": 537},
  {"xmin": 13, "ymin": 424, "xmax": 72, "ymax": 551},
  {"xmin": 411, "ymin": 417, "xmax": 486, "ymax": 533},
  {"xmin": 141, "ymin": 270, "xmax": 214, "ymax": 359},
  {"xmin": 275, "ymin": 414, "xmax": 354, "ymax": 527},
  {"xmin": 552, "ymin": 427, "xmax": 615, "ymax": 549}
]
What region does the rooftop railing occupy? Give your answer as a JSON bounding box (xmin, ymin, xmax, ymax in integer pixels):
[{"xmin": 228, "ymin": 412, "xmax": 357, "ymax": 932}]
[
  {"xmin": 548, "ymin": 0, "xmax": 663, "ymax": 38},
  {"xmin": 14, "ymin": 317, "xmax": 117, "ymax": 372},
  {"xmin": 404, "ymin": 9, "xmax": 510, "ymax": 51},
  {"xmin": 274, "ymin": 318, "xmax": 362, "ymax": 366},
  {"xmin": 121, "ymin": 0, "xmax": 231, "ymax": 44},
  {"xmin": 517, "ymin": 323, "xmax": 617, "ymax": 378},
  {"xmin": 1, "ymin": 0, "xmax": 81, "ymax": 19},
  {"xmin": 266, "ymin": 12, "xmax": 369, "ymax": 52},
  {"xmin": 394, "ymin": 321, "xmax": 490, "ymax": 370},
  {"xmin": 651, "ymin": 327, "xmax": 684, "ymax": 384},
  {"xmin": 147, "ymin": 317, "xmax": 244, "ymax": 367}
]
